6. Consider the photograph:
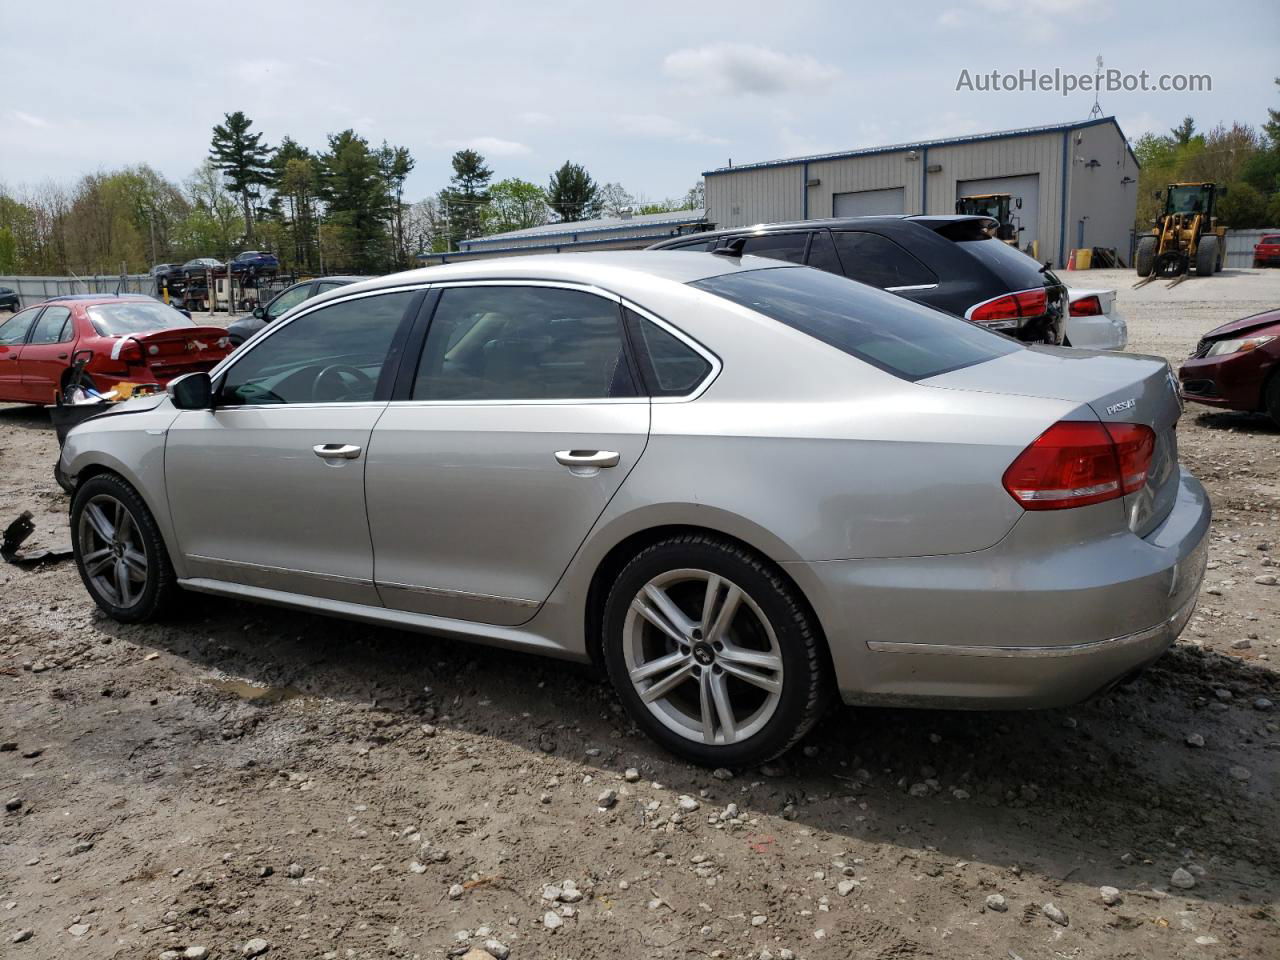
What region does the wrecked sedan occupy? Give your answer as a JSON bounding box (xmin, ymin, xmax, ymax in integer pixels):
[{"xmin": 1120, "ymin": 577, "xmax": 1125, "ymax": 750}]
[
  {"xmin": 0, "ymin": 296, "xmax": 232, "ymax": 405},
  {"xmin": 58, "ymin": 252, "xmax": 1210, "ymax": 766}
]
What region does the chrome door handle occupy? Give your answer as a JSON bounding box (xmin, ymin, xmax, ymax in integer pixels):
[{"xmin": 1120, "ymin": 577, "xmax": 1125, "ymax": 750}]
[
  {"xmin": 313, "ymin": 443, "xmax": 362, "ymax": 460},
  {"xmin": 555, "ymin": 449, "xmax": 620, "ymax": 468}
]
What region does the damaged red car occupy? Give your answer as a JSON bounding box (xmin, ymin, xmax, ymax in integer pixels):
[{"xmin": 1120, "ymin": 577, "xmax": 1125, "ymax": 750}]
[
  {"xmin": 1179, "ymin": 307, "xmax": 1280, "ymax": 426},
  {"xmin": 0, "ymin": 295, "xmax": 232, "ymax": 405}
]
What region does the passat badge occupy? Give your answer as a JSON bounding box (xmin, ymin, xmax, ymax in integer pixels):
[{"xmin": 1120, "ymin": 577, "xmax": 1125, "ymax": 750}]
[{"xmin": 1106, "ymin": 398, "xmax": 1136, "ymax": 416}]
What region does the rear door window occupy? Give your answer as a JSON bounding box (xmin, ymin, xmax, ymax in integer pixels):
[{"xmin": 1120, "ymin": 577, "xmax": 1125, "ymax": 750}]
[
  {"xmin": 739, "ymin": 232, "xmax": 809, "ymax": 264},
  {"xmin": 28, "ymin": 306, "xmax": 73, "ymax": 344},
  {"xmin": 692, "ymin": 265, "xmax": 1016, "ymax": 381},
  {"xmin": 832, "ymin": 232, "xmax": 937, "ymax": 289}
]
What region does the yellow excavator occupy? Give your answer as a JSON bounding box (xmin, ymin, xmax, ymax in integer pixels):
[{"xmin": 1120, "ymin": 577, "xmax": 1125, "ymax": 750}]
[
  {"xmin": 1135, "ymin": 182, "xmax": 1226, "ymax": 288},
  {"xmin": 956, "ymin": 193, "xmax": 1023, "ymax": 247}
]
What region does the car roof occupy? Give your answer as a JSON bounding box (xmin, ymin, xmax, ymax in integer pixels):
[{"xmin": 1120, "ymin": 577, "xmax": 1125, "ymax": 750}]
[
  {"xmin": 650, "ymin": 214, "xmax": 996, "ymax": 246},
  {"xmin": 329, "ymin": 251, "xmax": 790, "ymax": 301},
  {"xmin": 39, "ymin": 294, "xmax": 161, "ymax": 306}
]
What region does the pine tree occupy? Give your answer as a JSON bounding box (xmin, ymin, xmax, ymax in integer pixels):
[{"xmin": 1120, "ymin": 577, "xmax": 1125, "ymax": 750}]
[
  {"xmin": 547, "ymin": 162, "xmax": 600, "ymax": 223},
  {"xmin": 319, "ymin": 130, "xmax": 390, "ymax": 272},
  {"xmin": 439, "ymin": 150, "xmax": 492, "ymax": 250},
  {"xmin": 209, "ymin": 111, "xmax": 272, "ymax": 244}
]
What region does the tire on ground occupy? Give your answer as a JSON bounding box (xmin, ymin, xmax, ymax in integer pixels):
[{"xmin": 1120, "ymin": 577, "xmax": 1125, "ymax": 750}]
[
  {"xmin": 1196, "ymin": 235, "xmax": 1219, "ymax": 276},
  {"xmin": 1135, "ymin": 236, "xmax": 1157, "ymax": 276},
  {"xmin": 601, "ymin": 534, "xmax": 832, "ymax": 767},
  {"xmin": 1265, "ymin": 370, "xmax": 1280, "ymax": 429}
]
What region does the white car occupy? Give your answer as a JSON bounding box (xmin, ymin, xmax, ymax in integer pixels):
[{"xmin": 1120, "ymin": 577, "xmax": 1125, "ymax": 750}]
[{"xmin": 1066, "ymin": 288, "xmax": 1127, "ymax": 350}]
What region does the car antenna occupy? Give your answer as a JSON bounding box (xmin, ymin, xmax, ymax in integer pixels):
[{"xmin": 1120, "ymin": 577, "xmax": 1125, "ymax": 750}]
[{"xmin": 711, "ymin": 236, "xmax": 748, "ymax": 258}]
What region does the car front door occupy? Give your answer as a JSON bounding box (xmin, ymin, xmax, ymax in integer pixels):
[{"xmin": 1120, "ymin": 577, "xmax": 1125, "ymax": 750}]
[
  {"xmin": 365, "ymin": 282, "xmax": 650, "ymax": 626},
  {"xmin": 0, "ymin": 307, "xmax": 43, "ymax": 402},
  {"xmin": 17, "ymin": 305, "xmax": 75, "ymax": 403},
  {"xmin": 164, "ymin": 287, "xmax": 422, "ymax": 604}
]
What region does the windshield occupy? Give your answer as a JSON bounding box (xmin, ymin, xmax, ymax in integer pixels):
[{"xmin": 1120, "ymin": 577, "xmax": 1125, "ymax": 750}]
[
  {"xmin": 87, "ymin": 302, "xmax": 194, "ymax": 337},
  {"xmin": 692, "ymin": 266, "xmax": 1017, "ymax": 381},
  {"xmin": 1166, "ymin": 185, "xmax": 1211, "ymax": 214}
]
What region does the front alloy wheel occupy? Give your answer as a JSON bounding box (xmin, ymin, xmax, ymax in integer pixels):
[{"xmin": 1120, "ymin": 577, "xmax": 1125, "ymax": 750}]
[{"xmin": 603, "ymin": 535, "xmax": 830, "ymax": 766}]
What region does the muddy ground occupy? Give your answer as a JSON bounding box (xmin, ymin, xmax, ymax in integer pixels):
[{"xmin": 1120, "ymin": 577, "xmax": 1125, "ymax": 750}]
[{"xmin": 1, "ymin": 268, "xmax": 1277, "ymax": 960}]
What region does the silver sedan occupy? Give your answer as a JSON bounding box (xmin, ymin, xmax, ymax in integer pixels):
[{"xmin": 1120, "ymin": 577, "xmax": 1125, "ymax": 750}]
[{"xmin": 60, "ymin": 252, "xmax": 1210, "ymax": 766}]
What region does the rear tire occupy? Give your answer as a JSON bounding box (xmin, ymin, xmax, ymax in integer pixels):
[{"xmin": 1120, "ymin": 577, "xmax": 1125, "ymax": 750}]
[
  {"xmin": 1135, "ymin": 237, "xmax": 1157, "ymax": 276},
  {"xmin": 71, "ymin": 473, "xmax": 176, "ymax": 622},
  {"xmin": 61, "ymin": 373, "xmax": 98, "ymax": 403},
  {"xmin": 1196, "ymin": 236, "xmax": 1219, "ymax": 276},
  {"xmin": 602, "ymin": 534, "xmax": 831, "ymax": 767}
]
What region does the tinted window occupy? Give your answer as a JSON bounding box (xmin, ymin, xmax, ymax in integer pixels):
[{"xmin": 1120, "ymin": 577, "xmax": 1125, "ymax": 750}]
[
  {"xmin": 692, "ymin": 266, "xmax": 1017, "ymax": 381},
  {"xmin": 28, "ymin": 306, "xmax": 72, "ymax": 344},
  {"xmin": 624, "ymin": 308, "xmax": 712, "ymax": 396},
  {"xmin": 266, "ymin": 283, "xmax": 313, "ymax": 319},
  {"xmin": 804, "ymin": 231, "xmax": 843, "ymax": 275},
  {"xmin": 0, "ymin": 307, "xmax": 41, "ymax": 345},
  {"xmin": 87, "ymin": 302, "xmax": 194, "ymax": 336},
  {"xmin": 220, "ymin": 290, "xmax": 414, "ymax": 405},
  {"xmin": 832, "ymin": 232, "xmax": 937, "ymax": 288},
  {"xmin": 662, "ymin": 237, "xmax": 716, "ymax": 252},
  {"xmin": 739, "ymin": 233, "xmax": 808, "ymax": 264},
  {"xmin": 411, "ymin": 286, "xmax": 635, "ymax": 401},
  {"xmin": 935, "ymin": 224, "xmax": 1049, "ymax": 289}
]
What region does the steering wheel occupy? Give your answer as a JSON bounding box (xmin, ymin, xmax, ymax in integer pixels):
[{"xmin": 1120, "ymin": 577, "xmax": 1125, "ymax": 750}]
[{"xmin": 312, "ymin": 364, "xmax": 375, "ymax": 403}]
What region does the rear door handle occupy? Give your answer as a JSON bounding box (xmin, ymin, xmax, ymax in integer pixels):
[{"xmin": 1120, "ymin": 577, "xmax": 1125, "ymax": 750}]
[
  {"xmin": 313, "ymin": 443, "xmax": 362, "ymax": 460},
  {"xmin": 555, "ymin": 449, "xmax": 619, "ymax": 468}
]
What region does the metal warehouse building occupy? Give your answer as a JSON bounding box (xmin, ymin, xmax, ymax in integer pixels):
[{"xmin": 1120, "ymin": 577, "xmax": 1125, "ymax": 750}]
[{"xmin": 704, "ymin": 117, "xmax": 1139, "ymax": 268}]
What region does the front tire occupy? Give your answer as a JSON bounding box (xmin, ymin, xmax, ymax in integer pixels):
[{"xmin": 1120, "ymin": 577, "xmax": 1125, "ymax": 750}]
[
  {"xmin": 602, "ymin": 535, "xmax": 831, "ymax": 767},
  {"xmin": 71, "ymin": 474, "xmax": 176, "ymax": 622},
  {"xmin": 1135, "ymin": 236, "xmax": 1157, "ymax": 276},
  {"xmin": 1196, "ymin": 236, "xmax": 1219, "ymax": 276},
  {"xmin": 1265, "ymin": 371, "xmax": 1280, "ymax": 429}
]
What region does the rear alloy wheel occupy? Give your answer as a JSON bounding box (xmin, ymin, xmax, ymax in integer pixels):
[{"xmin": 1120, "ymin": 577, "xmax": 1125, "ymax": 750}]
[
  {"xmin": 71, "ymin": 474, "xmax": 175, "ymax": 622},
  {"xmin": 603, "ymin": 536, "xmax": 830, "ymax": 766}
]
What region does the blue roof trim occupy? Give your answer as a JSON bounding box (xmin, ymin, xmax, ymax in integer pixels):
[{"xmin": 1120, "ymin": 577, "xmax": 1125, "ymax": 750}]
[
  {"xmin": 417, "ymin": 230, "xmax": 708, "ymax": 263},
  {"xmin": 704, "ymin": 117, "xmax": 1139, "ymax": 175},
  {"xmin": 462, "ymin": 211, "xmax": 709, "ymax": 248}
]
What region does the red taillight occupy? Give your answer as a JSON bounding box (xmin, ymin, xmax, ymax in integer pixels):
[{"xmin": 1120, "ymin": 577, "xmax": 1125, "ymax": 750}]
[
  {"xmin": 1069, "ymin": 295, "xmax": 1103, "ymax": 317},
  {"xmin": 968, "ymin": 288, "xmax": 1049, "ymax": 326},
  {"xmin": 118, "ymin": 339, "xmax": 144, "ymax": 365},
  {"xmin": 1002, "ymin": 420, "xmax": 1156, "ymax": 511}
]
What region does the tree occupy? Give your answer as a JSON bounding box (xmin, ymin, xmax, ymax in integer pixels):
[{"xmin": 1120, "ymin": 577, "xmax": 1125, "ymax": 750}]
[
  {"xmin": 406, "ymin": 196, "xmax": 449, "ymax": 255},
  {"xmin": 597, "ymin": 182, "xmax": 634, "ymax": 218},
  {"xmin": 484, "ymin": 179, "xmax": 549, "ymax": 234},
  {"xmin": 439, "ymin": 149, "xmax": 492, "ymax": 249},
  {"xmin": 1217, "ymin": 182, "xmax": 1269, "ymax": 229},
  {"xmin": 683, "ymin": 180, "xmax": 705, "ymax": 210},
  {"xmin": 270, "ymin": 136, "xmax": 322, "ymax": 271},
  {"xmin": 1170, "ymin": 116, "xmax": 1197, "ymax": 146},
  {"xmin": 209, "ymin": 111, "xmax": 273, "ymax": 244},
  {"xmin": 1264, "ymin": 78, "xmax": 1280, "ymax": 146},
  {"xmin": 547, "ymin": 161, "xmax": 600, "ymax": 223},
  {"xmin": 318, "ymin": 129, "xmax": 389, "ymax": 272},
  {"xmin": 376, "ymin": 142, "xmax": 416, "ymax": 268},
  {"xmin": 181, "ymin": 160, "xmax": 241, "ymax": 259}
]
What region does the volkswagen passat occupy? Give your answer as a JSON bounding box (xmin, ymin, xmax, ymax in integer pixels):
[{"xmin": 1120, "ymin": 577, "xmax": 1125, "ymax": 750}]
[{"xmin": 60, "ymin": 253, "xmax": 1210, "ymax": 766}]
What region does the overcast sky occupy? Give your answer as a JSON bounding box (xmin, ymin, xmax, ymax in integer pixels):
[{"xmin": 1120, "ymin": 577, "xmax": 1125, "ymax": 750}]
[{"xmin": 4, "ymin": 0, "xmax": 1277, "ymax": 204}]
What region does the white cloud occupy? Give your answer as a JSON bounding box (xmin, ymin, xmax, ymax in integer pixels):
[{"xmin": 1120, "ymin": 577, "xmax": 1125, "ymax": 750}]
[
  {"xmin": 663, "ymin": 43, "xmax": 840, "ymax": 96},
  {"xmin": 445, "ymin": 136, "xmax": 531, "ymax": 156},
  {"xmin": 519, "ymin": 111, "xmax": 552, "ymax": 125},
  {"xmin": 616, "ymin": 113, "xmax": 727, "ymax": 145},
  {"xmin": 13, "ymin": 110, "xmax": 51, "ymax": 128}
]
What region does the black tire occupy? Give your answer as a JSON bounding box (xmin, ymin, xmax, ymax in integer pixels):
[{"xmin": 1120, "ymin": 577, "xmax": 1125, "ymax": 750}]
[
  {"xmin": 602, "ymin": 534, "xmax": 831, "ymax": 767},
  {"xmin": 1265, "ymin": 370, "xmax": 1280, "ymax": 429},
  {"xmin": 1196, "ymin": 236, "xmax": 1219, "ymax": 276},
  {"xmin": 61, "ymin": 373, "xmax": 97, "ymax": 403},
  {"xmin": 1135, "ymin": 236, "xmax": 1157, "ymax": 276},
  {"xmin": 71, "ymin": 473, "xmax": 177, "ymax": 622}
]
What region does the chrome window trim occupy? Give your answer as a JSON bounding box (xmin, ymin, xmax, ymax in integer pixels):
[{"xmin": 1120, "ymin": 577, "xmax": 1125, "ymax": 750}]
[
  {"xmin": 388, "ymin": 279, "xmax": 722, "ymax": 407},
  {"xmin": 884, "ymin": 283, "xmax": 939, "ymax": 293}
]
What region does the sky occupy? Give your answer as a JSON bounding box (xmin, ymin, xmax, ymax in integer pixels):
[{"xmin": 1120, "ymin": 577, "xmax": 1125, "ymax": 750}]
[{"xmin": 3, "ymin": 0, "xmax": 1278, "ymax": 205}]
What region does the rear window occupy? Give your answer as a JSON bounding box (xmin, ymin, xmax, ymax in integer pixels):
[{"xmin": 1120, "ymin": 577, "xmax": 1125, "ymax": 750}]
[
  {"xmin": 936, "ymin": 225, "xmax": 1053, "ymax": 290},
  {"xmin": 692, "ymin": 266, "xmax": 1017, "ymax": 381},
  {"xmin": 87, "ymin": 302, "xmax": 194, "ymax": 337},
  {"xmin": 1263, "ymin": 236, "xmax": 1280, "ymax": 244}
]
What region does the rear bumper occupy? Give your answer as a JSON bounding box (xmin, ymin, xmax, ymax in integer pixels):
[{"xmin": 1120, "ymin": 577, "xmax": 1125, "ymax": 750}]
[
  {"xmin": 1065, "ymin": 308, "xmax": 1127, "ymax": 351},
  {"xmin": 793, "ymin": 469, "xmax": 1210, "ymax": 709}
]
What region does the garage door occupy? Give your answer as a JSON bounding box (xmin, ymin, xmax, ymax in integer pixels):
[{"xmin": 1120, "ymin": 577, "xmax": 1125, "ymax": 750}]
[
  {"xmin": 957, "ymin": 175, "xmax": 1040, "ymax": 257},
  {"xmin": 832, "ymin": 187, "xmax": 905, "ymax": 218}
]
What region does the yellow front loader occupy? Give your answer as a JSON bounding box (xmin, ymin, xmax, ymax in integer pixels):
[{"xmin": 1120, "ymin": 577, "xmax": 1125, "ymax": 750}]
[{"xmin": 1135, "ymin": 182, "xmax": 1227, "ymax": 284}]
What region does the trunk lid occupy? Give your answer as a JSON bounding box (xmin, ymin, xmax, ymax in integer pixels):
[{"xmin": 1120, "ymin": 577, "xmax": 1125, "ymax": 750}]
[
  {"xmin": 130, "ymin": 326, "xmax": 233, "ymax": 380},
  {"xmin": 923, "ymin": 346, "xmax": 1184, "ymax": 536}
]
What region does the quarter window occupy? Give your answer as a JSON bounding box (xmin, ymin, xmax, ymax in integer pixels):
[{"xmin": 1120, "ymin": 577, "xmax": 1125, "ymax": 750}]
[
  {"xmin": 832, "ymin": 232, "xmax": 937, "ymax": 288},
  {"xmin": 738, "ymin": 232, "xmax": 809, "ymax": 264},
  {"xmin": 28, "ymin": 306, "xmax": 72, "ymax": 344},
  {"xmin": 219, "ymin": 290, "xmax": 415, "ymax": 405},
  {"xmin": 624, "ymin": 308, "xmax": 712, "ymax": 396},
  {"xmin": 0, "ymin": 307, "xmax": 41, "ymax": 345},
  {"xmin": 411, "ymin": 286, "xmax": 636, "ymax": 401}
]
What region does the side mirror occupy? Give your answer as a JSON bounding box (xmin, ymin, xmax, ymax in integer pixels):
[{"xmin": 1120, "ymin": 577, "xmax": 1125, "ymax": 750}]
[
  {"xmin": 167, "ymin": 372, "xmax": 212, "ymax": 410},
  {"xmin": 252, "ymin": 306, "xmax": 265, "ymax": 319}
]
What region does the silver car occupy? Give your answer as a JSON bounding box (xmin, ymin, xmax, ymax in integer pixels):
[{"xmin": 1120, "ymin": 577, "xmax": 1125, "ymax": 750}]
[{"xmin": 60, "ymin": 252, "xmax": 1210, "ymax": 766}]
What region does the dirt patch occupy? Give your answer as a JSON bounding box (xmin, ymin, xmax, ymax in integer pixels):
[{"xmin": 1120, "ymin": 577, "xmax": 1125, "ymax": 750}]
[{"xmin": 1, "ymin": 272, "xmax": 1277, "ymax": 959}]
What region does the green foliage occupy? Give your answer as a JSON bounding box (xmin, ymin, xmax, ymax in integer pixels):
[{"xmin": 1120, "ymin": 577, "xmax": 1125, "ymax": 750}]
[
  {"xmin": 0, "ymin": 226, "xmax": 16, "ymax": 273},
  {"xmin": 439, "ymin": 150, "xmax": 493, "ymax": 249},
  {"xmin": 1170, "ymin": 116, "xmax": 1196, "ymax": 145},
  {"xmin": 1217, "ymin": 182, "xmax": 1270, "ymax": 229},
  {"xmin": 318, "ymin": 130, "xmax": 390, "ymax": 273},
  {"xmin": 547, "ymin": 161, "xmax": 600, "ymax": 223},
  {"xmin": 484, "ymin": 179, "xmax": 548, "ymax": 234},
  {"xmin": 209, "ymin": 111, "xmax": 272, "ymax": 242}
]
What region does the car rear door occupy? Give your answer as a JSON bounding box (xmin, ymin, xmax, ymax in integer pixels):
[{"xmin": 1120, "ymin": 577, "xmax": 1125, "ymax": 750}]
[
  {"xmin": 829, "ymin": 230, "xmax": 951, "ymax": 311},
  {"xmin": 17, "ymin": 305, "xmax": 75, "ymax": 403},
  {"xmin": 364, "ymin": 282, "xmax": 650, "ymax": 626},
  {"xmin": 164, "ymin": 287, "xmax": 422, "ymax": 604},
  {"xmin": 0, "ymin": 307, "xmax": 43, "ymax": 401}
]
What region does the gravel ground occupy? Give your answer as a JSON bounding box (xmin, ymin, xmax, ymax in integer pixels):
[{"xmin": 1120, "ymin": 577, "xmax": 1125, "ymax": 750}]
[{"xmin": 1, "ymin": 268, "xmax": 1277, "ymax": 960}]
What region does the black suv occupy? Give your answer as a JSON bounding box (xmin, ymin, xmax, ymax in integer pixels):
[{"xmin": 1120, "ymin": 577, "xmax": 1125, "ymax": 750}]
[
  {"xmin": 649, "ymin": 216, "xmax": 1067, "ymax": 345},
  {"xmin": 0, "ymin": 287, "xmax": 19, "ymax": 312}
]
